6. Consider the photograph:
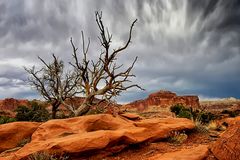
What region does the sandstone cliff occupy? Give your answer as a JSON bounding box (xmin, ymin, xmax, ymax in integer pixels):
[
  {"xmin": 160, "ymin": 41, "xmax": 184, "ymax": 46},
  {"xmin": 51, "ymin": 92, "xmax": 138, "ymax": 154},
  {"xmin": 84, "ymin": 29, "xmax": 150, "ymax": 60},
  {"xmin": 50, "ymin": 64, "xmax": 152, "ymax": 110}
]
[
  {"xmin": 124, "ymin": 90, "xmax": 200, "ymax": 112},
  {"xmin": 0, "ymin": 98, "xmax": 29, "ymax": 111}
]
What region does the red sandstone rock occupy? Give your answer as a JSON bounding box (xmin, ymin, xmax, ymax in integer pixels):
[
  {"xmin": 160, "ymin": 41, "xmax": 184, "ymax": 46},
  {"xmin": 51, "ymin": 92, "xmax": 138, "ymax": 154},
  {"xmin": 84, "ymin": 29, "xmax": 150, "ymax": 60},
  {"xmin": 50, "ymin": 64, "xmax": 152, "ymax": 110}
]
[
  {"xmin": 148, "ymin": 145, "xmax": 209, "ymax": 160},
  {"xmin": 0, "ymin": 98, "xmax": 29, "ymax": 111},
  {"xmin": 0, "ymin": 122, "xmax": 40, "ymax": 152},
  {"xmin": 120, "ymin": 113, "xmax": 142, "ymax": 120},
  {"xmin": 1, "ymin": 114, "xmax": 194, "ymax": 160},
  {"xmin": 221, "ymin": 116, "xmax": 240, "ymax": 126},
  {"xmin": 210, "ymin": 121, "xmax": 240, "ymax": 160},
  {"xmin": 124, "ymin": 90, "xmax": 200, "ymax": 112}
]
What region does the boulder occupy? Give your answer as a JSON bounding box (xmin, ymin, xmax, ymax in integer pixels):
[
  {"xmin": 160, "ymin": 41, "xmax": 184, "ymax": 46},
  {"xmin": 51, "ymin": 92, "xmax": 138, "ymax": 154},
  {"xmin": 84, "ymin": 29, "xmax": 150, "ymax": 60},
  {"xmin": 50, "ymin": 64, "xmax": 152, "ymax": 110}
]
[
  {"xmin": 148, "ymin": 145, "xmax": 209, "ymax": 160},
  {"xmin": 0, "ymin": 122, "xmax": 40, "ymax": 152},
  {"xmin": 3, "ymin": 114, "xmax": 194, "ymax": 160},
  {"xmin": 210, "ymin": 121, "xmax": 240, "ymax": 160}
]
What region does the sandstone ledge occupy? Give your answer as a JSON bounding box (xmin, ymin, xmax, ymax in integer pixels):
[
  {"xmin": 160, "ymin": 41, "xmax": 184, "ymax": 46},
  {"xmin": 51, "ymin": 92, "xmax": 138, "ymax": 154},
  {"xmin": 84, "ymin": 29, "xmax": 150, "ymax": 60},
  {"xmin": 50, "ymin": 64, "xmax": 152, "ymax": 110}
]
[{"xmin": 0, "ymin": 114, "xmax": 194, "ymax": 160}]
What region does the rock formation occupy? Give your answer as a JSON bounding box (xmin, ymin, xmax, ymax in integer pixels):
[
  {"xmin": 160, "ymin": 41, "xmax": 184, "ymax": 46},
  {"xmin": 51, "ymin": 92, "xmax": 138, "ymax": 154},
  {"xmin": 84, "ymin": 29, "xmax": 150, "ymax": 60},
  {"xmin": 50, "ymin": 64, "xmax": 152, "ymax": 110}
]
[
  {"xmin": 200, "ymin": 98, "xmax": 240, "ymax": 112},
  {"xmin": 124, "ymin": 90, "xmax": 200, "ymax": 112},
  {"xmin": 0, "ymin": 98, "xmax": 29, "ymax": 111},
  {"xmin": 0, "ymin": 114, "xmax": 194, "ymax": 160},
  {"xmin": 210, "ymin": 117, "xmax": 240, "ymax": 160},
  {"xmin": 0, "ymin": 122, "xmax": 40, "ymax": 153}
]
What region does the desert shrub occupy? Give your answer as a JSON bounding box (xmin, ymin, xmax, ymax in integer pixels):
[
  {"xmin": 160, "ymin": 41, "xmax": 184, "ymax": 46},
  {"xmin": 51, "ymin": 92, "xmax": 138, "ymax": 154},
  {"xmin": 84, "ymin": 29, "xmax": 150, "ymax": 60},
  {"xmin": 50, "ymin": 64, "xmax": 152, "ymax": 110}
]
[
  {"xmin": 177, "ymin": 109, "xmax": 193, "ymax": 119},
  {"xmin": 0, "ymin": 116, "xmax": 16, "ymax": 124},
  {"xmin": 197, "ymin": 112, "xmax": 216, "ymax": 123},
  {"xmin": 170, "ymin": 105, "xmax": 216, "ymax": 124},
  {"xmin": 193, "ymin": 119, "xmax": 209, "ymax": 134},
  {"xmin": 229, "ymin": 111, "xmax": 237, "ymax": 117},
  {"xmin": 207, "ymin": 121, "xmax": 218, "ymax": 131},
  {"xmin": 207, "ymin": 121, "xmax": 226, "ymax": 131},
  {"xmin": 56, "ymin": 110, "xmax": 71, "ymax": 119},
  {"xmin": 15, "ymin": 102, "xmax": 50, "ymax": 122},
  {"xmin": 170, "ymin": 104, "xmax": 193, "ymax": 119},
  {"xmin": 221, "ymin": 109, "xmax": 230, "ymax": 114},
  {"xmin": 221, "ymin": 109, "xmax": 239, "ymax": 117},
  {"xmin": 15, "ymin": 106, "xmax": 31, "ymax": 121},
  {"xmin": 170, "ymin": 104, "xmax": 185, "ymax": 115},
  {"xmin": 168, "ymin": 131, "xmax": 188, "ymax": 144},
  {"xmin": 28, "ymin": 152, "xmax": 69, "ymax": 160}
]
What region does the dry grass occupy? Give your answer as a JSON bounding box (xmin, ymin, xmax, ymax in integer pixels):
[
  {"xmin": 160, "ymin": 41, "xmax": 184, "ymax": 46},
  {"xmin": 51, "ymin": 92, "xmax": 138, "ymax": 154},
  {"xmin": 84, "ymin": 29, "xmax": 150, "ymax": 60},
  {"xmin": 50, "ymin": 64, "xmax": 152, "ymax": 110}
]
[
  {"xmin": 168, "ymin": 131, "xmax": 188, "ymax": 144},
  {"xmin": 28, "ymin": 152, "xmax": 69, "ymax": 160}
]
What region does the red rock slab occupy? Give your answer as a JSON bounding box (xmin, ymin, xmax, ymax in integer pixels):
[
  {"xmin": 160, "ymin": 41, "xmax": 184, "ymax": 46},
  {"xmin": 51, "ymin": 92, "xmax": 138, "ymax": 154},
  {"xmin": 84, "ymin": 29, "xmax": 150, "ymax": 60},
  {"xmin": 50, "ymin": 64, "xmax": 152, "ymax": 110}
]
[
  {"xmin": 120, "ymin": 113, "xmax": 142, "ymax": 120},
  {"xmin": 0, "ymin": 122, "xmax": 40, "ymax": 153},
  {"xmin": 210, "ymin": 121, "xmax": 240, "ymax": 160},
  {"xmin": 6, "ymin": 114, "xmax": 194, "ymax": 160},
  {"xmin": 148, "ymin": 145, "xmax": 209, "ymax": 160},
  {"xmin": 222, "ymin": 116, "xmax": 240, "ymax": 126}
]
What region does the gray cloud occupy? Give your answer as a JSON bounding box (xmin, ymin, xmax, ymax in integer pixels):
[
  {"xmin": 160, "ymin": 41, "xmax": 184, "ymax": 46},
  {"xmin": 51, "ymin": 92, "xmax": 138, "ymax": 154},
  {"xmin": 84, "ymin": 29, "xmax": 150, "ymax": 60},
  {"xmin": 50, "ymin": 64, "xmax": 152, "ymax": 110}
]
[{"xmin": 0, "ymin": 0, "xmax": 239, "ymax": 102}]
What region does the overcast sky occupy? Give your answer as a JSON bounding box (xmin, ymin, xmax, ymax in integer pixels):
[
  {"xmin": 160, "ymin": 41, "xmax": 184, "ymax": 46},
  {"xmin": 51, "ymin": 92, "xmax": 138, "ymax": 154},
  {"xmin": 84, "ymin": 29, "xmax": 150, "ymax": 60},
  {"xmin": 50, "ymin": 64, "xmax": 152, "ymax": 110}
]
[{"xmin": 0, "ymin": 0, "xmax": 239, "ymax": 102}]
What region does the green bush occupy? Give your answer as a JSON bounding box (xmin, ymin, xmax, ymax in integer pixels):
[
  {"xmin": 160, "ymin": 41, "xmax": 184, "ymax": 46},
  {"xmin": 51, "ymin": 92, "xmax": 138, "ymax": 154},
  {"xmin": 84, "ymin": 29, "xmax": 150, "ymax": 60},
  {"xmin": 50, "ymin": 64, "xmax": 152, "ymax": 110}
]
[
  {"xmin": 170, "ymin": 104, "xmax": 216, "ymax": 124},
  {"xmin": 15, "ymin": 105, "xmax": 31, "ymax": 121},
  {"xmin": 221, "ymin": 109, "xmax": 239, "ymax": 117},
  {"xmin": 171, "ymin": 104, "xmax": 193, "ymax": 119},
  {"xmin": 198, "ymin": 112, "xmax": 216, "ymax": 123},
  {"xmin": 170, "ymin": 104, "xmax": 185, "ymax": 115},
  {"xmin": 221, "ymin": 109, "xmax": 230, "ymax": 114},
  {"xmin": 0, "ymin": 116, "xmax": 16, "ymax": 124},
  {"xmin": 15, "ymin": 102, "xmax": 50, "ymax": 122},
  {"xmin": 177, "ymin": 110, "xmax": 193, "ymax": 119}
]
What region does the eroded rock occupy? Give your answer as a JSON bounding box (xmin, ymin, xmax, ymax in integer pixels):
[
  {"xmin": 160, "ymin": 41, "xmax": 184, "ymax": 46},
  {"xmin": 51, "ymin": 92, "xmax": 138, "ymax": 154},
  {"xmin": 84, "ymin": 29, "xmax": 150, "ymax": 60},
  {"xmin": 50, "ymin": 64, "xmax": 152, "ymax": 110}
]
[
  {"xmin": 0, "ymin": 122, "xmax": 40, "ymax": 152},
  {"xmin": 124, "ymin": 90, "xmax": 199, "ymax": 112},
  {"xmin": 2, "ymin": 114, "xmax": 194, "ymax": 160},
  {"xmin": 210, "ymin": 121, "xmax": 240, "ymax": 160}
]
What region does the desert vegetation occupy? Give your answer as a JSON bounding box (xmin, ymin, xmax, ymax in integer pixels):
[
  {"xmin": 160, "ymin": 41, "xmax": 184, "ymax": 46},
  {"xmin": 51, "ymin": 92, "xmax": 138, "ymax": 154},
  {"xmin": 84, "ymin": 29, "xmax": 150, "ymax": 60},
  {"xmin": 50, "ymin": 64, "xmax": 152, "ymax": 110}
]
[
  {"xmin": 15, "ymin": 101, "xmax": 50, "ymax": 122},
  {"xmin": 0, "ymin": 8, "xmax": 239, "ymax": 160},
  {"xmin": 170, "ymin": 104, "xmax": 217, "ymax": 123}
]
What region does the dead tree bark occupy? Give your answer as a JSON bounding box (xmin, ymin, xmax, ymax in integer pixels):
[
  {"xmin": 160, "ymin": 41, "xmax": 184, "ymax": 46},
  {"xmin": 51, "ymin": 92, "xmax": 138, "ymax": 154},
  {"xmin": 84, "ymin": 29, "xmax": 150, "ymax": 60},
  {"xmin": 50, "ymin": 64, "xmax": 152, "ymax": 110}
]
[
  {"xmin": 69, "ymin": 11, "xmax": 144, "ymax": 116},
  {"xmin": 25, "ymin": 54, "xmax": 80, "ymax": 119}
]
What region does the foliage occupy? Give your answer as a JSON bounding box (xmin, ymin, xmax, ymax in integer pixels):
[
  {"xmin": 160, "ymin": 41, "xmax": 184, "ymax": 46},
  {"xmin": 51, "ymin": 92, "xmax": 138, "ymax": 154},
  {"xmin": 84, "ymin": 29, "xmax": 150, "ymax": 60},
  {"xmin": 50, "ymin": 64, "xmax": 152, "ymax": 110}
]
[
  {"xmin": 15, "ymin": 102, "xmax": 50, "ymax": 122},
  {"xmin": 168, "ymin": 131, "xmax": 188, "ymax": 144},
  {"xmin": 170, "ymin": 104, "xmax": 216, "ymax": 124},
  {"xmin": 221, "ymin": 109, "xmax": 240, "ymax": 117},
  {"xmin": 170, "ymin": 104, "xmax": 184, "ymax": 115},
  {"xmin": 197, "ymin": 112, "xmax": 216, "ymax": 123},
  {"xmin": 207, "ymin": 121, "xmax": 226, "ymax": 131},
  {"xmin": 178, "ymin": 109, "xmax": 193, "ymax": 119},
  {"xmin": 193, "ymin": 118, "xmax": 209, "ymax": 134},
  {"xmin": 28, "ymin": 152, "xmax": 69, "ymax": 160},
  {"xmin": 0, "ymin": 116, "xmax": 16, "ymax": 124}
]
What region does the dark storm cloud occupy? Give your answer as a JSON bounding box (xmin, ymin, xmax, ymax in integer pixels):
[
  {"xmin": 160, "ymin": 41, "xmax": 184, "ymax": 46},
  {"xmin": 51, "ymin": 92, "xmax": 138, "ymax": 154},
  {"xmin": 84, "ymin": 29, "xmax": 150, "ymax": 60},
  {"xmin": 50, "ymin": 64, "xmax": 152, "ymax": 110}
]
[{"xmin": 0, "ymin": 0, "xmax": 239, "ymax": 101}]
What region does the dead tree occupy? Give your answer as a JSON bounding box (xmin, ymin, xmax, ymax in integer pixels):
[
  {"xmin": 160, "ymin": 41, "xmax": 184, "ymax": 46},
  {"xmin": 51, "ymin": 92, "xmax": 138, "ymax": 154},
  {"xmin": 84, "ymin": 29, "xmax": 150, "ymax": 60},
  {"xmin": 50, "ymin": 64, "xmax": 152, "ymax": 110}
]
[
  {"xmin": 24, "ymin": 54, "xmax": 80, "ymax": 119},
  {"xmin": 68, "ymin": 11, "xmax": 144, "ymax": 116}
]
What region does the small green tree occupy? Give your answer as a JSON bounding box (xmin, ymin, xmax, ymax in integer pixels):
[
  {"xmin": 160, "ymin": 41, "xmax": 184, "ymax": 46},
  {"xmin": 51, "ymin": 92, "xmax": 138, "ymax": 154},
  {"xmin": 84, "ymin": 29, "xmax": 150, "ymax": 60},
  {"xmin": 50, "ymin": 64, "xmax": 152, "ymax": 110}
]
[
  {"xmin": 15, "ymin": 105, "xmax": 31, "ymax": 121},
  {"xmin": 15, "ymin": 102, "xmax": 50, "ymax": 122},
  {"xmin": 0, "ymin": 116, "xmax": 16, "ymax": 124}
]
